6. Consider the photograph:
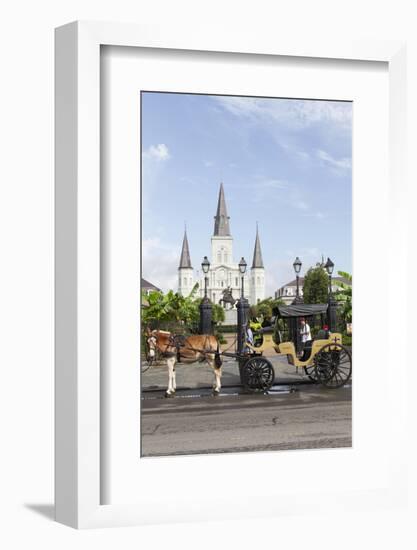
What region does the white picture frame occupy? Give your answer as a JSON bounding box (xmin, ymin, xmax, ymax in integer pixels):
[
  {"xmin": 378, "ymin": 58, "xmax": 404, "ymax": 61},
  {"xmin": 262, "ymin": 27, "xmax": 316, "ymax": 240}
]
[{"xmin": 55, "ymin": 21, "xmax": 407, "ymax": 529}]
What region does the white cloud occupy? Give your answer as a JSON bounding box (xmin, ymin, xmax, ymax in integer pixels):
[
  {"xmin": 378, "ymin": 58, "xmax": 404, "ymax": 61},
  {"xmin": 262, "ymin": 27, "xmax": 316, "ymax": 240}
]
[
  {"xmin": 213, "ymin": 96, "xmax": 352, "ymax": 130},
  {"xmin": 226, "ymin": 177, "xmax": 288, "ymax": 204},
  {"xmin": 265, "ymin": 259, "xmax": 291, "ymax": 297},
  {"xmin": 203, "ymin": 160, "xmax": 213, "ymax": 167},
  {"xmin": 316, "ymin": 149, "xmax": 351, "ymax": 172},
  {"xmin": 301, "ymin": 247, "xmax": 322, "ymax": 258},
  {"xmin": 265, "ymin": 248, "xmax": 321, "ymax": 295},
  {"xmin": 143, "ymin": 143, "xmax": 171, "ymax": 161},
  {"xmin": 296, "ymin": 150, "xmax": 310, "ymax": 161},
  {"xmin": 259, "ymin": 178, "xmax": 288, "ymax": 190},
  {"xmin": 227, "ymin": 177, "xmax": 287, "ymax": 191},
  {"xmin": 142, "ymin": 237, "xmax": 179, "ymax": 292},
  {"xmin": 301, "ymin": 210, "xmax": 326, "ymax": 220},
  {"xmin": 292, "ymin": 199, "xmax": 309, "ymax": 211}
]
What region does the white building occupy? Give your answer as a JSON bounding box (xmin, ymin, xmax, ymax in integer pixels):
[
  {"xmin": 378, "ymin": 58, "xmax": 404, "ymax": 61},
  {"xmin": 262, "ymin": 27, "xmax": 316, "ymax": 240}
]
[
  {"xmin": 275, "ymin": 275, "xmax": 350, "ymax": 305},
  {"xmin": 177, "ymin": 183, "xmax": 266, "ymax": 306}
]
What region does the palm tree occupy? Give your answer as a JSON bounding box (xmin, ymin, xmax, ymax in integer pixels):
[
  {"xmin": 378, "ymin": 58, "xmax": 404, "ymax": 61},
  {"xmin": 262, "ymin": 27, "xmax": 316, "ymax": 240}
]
[{"xmin": 333, "ymin": 270, "xmax": 352, "ymax": 324}]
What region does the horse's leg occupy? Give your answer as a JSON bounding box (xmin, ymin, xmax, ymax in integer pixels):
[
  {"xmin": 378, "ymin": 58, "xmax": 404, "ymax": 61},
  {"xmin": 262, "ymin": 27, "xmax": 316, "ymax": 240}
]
[
  {"xmin": 214, "ymin": 365, "xmax": 222, "ymax": 394},
  {"xmin": 172, "ymin": 361, "xmax": 177, "ymax": 392},
  {"xmin": 165, "ymin": 356, "xmax": 176, "ymax": 397},
  {"xmin": 208, "ymin": 354, "xmax": 222, "ymax": 394}
]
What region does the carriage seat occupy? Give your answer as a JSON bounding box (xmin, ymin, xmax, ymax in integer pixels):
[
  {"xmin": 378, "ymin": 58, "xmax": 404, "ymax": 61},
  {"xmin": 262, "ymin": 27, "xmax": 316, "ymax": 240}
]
[{"xmin": 300, "ymin": 329, "xmax": 329, "ymax": 361}]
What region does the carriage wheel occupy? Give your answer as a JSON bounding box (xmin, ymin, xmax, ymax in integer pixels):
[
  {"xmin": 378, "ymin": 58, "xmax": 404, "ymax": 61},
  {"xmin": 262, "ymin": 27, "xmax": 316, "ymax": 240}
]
[
  {"xmin": 314, "ymin": 343, "xmax": 352, "ymax": 388},
  {"xmin": 303, "ymin": 363, "xmax": 319, "ymax": 383},
  {"xmin": 242, "ymin": 357, "xmax": 275, "ymax": 392}
]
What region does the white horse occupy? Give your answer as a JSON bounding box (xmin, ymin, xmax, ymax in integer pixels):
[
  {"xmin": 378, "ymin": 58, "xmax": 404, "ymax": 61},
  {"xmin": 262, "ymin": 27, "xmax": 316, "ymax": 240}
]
[{"xmin": 147, "ymin": 329, "xmax": 222, "ymax": 397}]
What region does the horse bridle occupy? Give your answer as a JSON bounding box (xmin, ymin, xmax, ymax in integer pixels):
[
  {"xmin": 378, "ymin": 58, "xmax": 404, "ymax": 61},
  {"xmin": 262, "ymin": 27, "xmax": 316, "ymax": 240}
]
[{"xmin": 149, "ymin": 331, "xmax": 177, "ymax": 358}]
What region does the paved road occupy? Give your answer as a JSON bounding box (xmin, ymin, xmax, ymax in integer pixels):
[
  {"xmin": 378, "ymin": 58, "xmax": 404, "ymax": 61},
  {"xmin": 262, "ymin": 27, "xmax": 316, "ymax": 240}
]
[
  {"xmin": 141, "ymin": 384, "xmax": 352, "ymax": 457},
  {"xmin": 141, "ymin": 355, "xmax": 310, "ymax": 391}
]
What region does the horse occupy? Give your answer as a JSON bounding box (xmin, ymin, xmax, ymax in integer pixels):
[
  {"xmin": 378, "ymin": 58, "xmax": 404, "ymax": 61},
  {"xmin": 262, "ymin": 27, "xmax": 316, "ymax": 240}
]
[{"xmin": 146, "ymin": 329, "xmax": 222, "ymax": 397}]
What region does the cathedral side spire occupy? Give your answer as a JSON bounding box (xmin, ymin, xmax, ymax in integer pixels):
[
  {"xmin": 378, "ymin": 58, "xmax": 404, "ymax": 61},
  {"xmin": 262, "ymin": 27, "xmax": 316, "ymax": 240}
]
[
  {"xmin": 178, "ymin": 229, "xmax": 192, "ymax": 269},
  {"xmin": 213, "ymin": 182, "xmax": 231, "ymax": 236},
  {"xmin": 251, "ymin": 224, "xmax": 264, "ymax": 268}
]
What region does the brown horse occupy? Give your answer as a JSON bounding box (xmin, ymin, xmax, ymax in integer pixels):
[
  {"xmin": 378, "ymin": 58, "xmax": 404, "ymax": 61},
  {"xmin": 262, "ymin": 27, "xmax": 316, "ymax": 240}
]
[{"xmin": 146, "ymin": 329, "xmax": 222, "ymax": 397}]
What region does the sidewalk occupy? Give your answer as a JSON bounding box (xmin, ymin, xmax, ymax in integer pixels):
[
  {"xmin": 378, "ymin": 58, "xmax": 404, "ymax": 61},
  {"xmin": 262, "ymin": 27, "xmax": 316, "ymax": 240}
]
[{"xmin": 141, "ymin": 354, "xmax": 308, "ymax": 391}]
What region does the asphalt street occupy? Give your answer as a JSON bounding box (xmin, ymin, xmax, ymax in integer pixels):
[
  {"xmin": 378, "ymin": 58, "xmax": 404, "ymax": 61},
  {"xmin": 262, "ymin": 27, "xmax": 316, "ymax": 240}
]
[
  {"xmin": 141, "ymin": 354, "xmax": 311, "ymax": 390},
  {"xmin": 141, "ymin": 384, "xmax": 352, "ymax": 457}
]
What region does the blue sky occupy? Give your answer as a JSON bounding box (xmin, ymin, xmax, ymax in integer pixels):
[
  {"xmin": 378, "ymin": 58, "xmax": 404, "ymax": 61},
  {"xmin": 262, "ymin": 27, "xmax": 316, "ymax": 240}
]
[{"xmin": 141, "ymin": 92, "xmax": 352, "ymax": 296}]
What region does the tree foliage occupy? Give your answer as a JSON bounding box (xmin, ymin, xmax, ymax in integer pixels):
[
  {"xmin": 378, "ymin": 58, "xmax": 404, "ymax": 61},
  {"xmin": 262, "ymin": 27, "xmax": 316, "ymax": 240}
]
[
  {"xmin": 302, "ymin": 266, "xmax": 329, "ymax": 304},
  {"xmin": 141, "ymin": 283, "xmax": 225, "ymax": 333},
  {"xmin": 142, "ymin": 285, "xmax": 199, "ymax": 328},
  {"xmin": 333, "ymin": 270, "xmax": 352, "ymax": 324},
  {"xmin": 249, "ymin": 296, "xmax": 284, "ymax": 320}
]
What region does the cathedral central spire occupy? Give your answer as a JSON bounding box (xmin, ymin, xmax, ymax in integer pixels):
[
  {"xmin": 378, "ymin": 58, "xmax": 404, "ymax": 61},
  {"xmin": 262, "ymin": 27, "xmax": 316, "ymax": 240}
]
[{"xmin": 213, "ymin": 182, "xmax": 231, "ymax": 236}]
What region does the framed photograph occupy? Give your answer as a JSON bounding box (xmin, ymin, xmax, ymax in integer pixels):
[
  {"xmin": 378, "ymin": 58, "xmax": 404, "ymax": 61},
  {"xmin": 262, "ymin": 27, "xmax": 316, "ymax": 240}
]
[
  {"xmin": 55, "ymin": 22, "xmax": 407, "ymax": 528},
  {"xmin": 139, "ymin": 90, "xmax": 353, "ymax": 459}
]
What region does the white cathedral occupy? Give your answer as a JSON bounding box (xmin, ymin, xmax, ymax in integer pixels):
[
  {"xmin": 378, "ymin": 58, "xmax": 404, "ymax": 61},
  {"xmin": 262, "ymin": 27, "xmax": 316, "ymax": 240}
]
[{"xmin": 177, "ymin": 183, "xmax": 266, "ymax": 306}]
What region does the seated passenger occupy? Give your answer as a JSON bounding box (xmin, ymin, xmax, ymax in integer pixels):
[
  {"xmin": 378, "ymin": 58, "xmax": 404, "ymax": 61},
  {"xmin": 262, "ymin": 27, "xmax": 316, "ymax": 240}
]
[{"xmin": 250, "ymin": 317, "xmax": 263, "ymax": 347}]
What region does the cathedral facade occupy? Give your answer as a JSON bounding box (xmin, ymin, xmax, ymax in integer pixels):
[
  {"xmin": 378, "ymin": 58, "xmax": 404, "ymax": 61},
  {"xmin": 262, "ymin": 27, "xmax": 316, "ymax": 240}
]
[{"xmin": 178, "ymin": 183, "xmax": 266, "ymax": 306}]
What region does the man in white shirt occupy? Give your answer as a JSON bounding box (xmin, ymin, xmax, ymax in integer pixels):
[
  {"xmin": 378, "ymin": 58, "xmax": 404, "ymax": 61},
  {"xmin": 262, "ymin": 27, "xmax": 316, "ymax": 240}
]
[
  {"xmin": 299, "ymin": 317, "xmax": 312, "ymax": 360},
  {"xmin": 300, "ymin": 317, "xmax": 311, "ymax": 344}
]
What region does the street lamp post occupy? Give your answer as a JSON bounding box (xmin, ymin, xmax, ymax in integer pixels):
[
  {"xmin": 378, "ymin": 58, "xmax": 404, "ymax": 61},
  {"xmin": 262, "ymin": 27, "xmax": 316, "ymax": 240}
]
[
  {"xmin": 292, "ymin": 256, "xmax": 303, "ymax": 354},
  {"xmin": 238, "ymin": 257, "xmax": 247, "ymax": 299},
  {"xmin": 199, "ymin": 256, "xmax": 213, "ymax": 334},
  {"xmin": 202, "ymin": 256, "xmax": 210, "ymax": 300},
  {"xmin": 292, "ymin": 256, "xmax": 302, "ymax": 304},
  {"xmin": 324, "ymin": 257, "xmax": 337, "ymax": 332},
  {"xmin": 236, "ymin": 258, "xmax": 250, "ymax": 367}
]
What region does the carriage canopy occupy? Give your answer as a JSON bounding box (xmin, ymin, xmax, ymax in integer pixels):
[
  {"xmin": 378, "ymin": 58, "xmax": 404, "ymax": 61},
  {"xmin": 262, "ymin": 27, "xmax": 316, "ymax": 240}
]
[{"xmin": 276, "ymin": 303, "xmax": 328, "ymax": 318}]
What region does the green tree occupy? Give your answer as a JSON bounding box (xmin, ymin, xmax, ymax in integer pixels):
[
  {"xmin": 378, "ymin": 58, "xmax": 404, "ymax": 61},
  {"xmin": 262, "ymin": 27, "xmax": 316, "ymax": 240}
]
[
  {"xmin": 249, "ymin": 297, "xmax": 284, "ymax": 320},
  {"xmin": 302, "ymin": 266, "xmax": 329, "ymax": 304},
  {"xmin": 141, "ymin": 283, "xmax": 227, "ymax": 334},
  {"xmin": 212, "ymin": 303, "xmax": 225, "ymax": 324},
  {"xmin": 257, "ymin": 301, "xmax": 272, "ymax": 319},
  {"xmin": 334, "ymin": 270, "xmax": 352, "ymax": 324},
  {"xmin": 141, "ymin": 286, "xmax": 200, "ymax": 328}
]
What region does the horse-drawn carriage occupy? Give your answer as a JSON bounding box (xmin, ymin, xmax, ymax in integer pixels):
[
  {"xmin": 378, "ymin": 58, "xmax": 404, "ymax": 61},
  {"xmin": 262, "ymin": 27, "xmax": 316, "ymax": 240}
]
[
  {"xmin": 144, "ymin": 303, "xmax": 352, "ymax": 396},
  {"xmin": 238, "ymin": 303, "xmax": 352, "ymax": 392}
]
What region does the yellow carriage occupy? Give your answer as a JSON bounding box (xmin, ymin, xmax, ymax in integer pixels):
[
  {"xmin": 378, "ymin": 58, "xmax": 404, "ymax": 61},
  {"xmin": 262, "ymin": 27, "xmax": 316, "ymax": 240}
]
[{"xmin": 239, "ymin": 304, "xmax": 352, "ymax": 392}]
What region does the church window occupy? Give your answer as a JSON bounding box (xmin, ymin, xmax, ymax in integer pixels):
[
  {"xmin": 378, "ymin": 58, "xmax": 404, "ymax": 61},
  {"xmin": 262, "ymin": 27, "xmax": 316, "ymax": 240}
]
[
  {"xmin": 224, "ymin": 253, "xmax": 228, "ymax": 263},
  {"xmin": 183, "ymin": 277, "xmax": 186, "ymax": 285},
  {"xmin": 235, "ymin": 278, "xmax": 238, "ymax": 286},
  {"xmin": 257, "ymin": 276, "xmax": 260, "ymax": 284},
  {"xmin": 217, "ymin": 252, "xmax": 221, "ymax": 262}
]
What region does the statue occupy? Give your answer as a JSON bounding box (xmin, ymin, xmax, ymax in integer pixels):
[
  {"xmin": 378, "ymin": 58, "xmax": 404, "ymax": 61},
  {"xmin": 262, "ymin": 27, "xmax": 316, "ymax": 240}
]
[{"xmin": 219, "ymin": 286, "xmax": 236, "ymax": 309}]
